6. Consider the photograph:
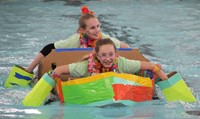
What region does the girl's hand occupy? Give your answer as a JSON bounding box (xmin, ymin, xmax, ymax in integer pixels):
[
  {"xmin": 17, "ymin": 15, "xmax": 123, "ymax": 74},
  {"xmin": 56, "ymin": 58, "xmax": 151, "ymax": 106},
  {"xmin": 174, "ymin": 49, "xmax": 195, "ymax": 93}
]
[{"xmin": 48, "ymin": 70, "xmax": 59, "ymax": 80}]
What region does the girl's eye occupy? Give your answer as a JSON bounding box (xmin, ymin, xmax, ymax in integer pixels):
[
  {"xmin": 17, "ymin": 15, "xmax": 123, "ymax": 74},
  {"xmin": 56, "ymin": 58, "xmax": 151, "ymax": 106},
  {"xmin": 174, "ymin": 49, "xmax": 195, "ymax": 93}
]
[
  {"xmin": 90, "ymin": 26, "xmax": 95, "ymax": 29},
  {"xmin": 102, "ymin": 54, "xmax": 106, "ymax": 57}
]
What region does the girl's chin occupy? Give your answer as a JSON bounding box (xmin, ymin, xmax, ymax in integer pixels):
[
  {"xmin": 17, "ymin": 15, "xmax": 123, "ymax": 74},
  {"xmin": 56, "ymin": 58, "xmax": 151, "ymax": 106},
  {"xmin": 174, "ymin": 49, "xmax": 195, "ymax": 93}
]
[
  {"xmin": 91, "ymin": 35, "xmax": 99, "ymax": 39},
  {"xmin": 93, "ymin": 37, "xmax": 98, "ymax": 39},
  {"xmin": 103, "ymin": 64, "xmax": 112, "ymax": 68}
]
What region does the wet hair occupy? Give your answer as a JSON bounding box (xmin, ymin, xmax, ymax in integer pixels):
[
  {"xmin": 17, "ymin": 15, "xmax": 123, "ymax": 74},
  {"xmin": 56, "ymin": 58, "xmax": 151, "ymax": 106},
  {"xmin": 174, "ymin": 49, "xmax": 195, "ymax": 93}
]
[
  {"xmin": 95, "ymin": 38, "xmax": 117, "ymax": 53},
  {"xmin": 79, "ymin": 13, "xmax": 97, "ymax": 29}
]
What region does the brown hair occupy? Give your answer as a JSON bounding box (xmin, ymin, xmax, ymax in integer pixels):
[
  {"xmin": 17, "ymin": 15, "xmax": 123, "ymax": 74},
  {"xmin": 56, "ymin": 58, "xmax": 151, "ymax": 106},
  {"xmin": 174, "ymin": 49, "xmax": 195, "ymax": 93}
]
[
  {"xmin": 78, "ymin": 13, "xmax": 97, "ymax": 29},
  {"xmin": 95, "ymin": 38, "xmax": 117, "ymax": 53},
  {"xmin": 80, "ymin": 38, "xmax": 117, "ymax": 61}
]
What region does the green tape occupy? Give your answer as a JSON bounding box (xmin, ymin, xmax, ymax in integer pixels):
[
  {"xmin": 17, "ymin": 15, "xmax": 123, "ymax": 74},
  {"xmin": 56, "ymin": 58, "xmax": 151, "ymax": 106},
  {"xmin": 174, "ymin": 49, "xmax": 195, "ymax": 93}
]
[
  {"xmin": 62, "ymin": 76, "xmax": 114, "ymax": 104},
  {"xmin": 43, "ymin": 73, "xmax": 56, "ymax": 87},
  {"xmin": 157, "ymin": 73, "xmax": 181, "ymax": 90},
  {"xmin": 4, "ymin": 65, "xmax": 33, "ymax": 88},
  {"xmin": 22, "ymin": 73, "xmax": 55, "ymax": 106},
  {"xmin": 157, "ymin": 72, "xmax": 196, "ymax": 102}
]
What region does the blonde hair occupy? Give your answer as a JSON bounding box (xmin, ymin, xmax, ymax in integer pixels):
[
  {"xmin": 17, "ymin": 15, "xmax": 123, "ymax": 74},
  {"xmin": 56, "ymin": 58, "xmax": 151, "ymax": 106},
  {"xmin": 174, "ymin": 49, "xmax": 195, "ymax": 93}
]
[{"xmin": 77, "ymin": 13, "xmax": 97, "ymax": 32}]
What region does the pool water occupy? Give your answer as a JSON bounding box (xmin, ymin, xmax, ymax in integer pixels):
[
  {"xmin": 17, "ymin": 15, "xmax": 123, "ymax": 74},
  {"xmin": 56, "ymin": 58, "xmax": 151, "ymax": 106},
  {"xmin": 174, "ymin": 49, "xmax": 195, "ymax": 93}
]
[{"xmin": 0, "ymin": 0, "xmax": 200, "ymax": 118}]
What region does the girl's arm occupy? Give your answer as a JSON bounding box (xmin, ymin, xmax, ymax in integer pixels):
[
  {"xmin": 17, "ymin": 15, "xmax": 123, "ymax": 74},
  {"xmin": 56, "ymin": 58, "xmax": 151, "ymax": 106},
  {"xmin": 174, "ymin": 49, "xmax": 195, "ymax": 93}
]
[
  {"xmin": 120, "ymin": 42, "xmax": 130, "ymax": 48},
  {"xmin": 26, "ymin": 52, "xmax": 44, "ymax": 73},
  {"xmin": 140, "ymin": 61, "xmax": 168, "ymax": 80},
  {"xmin": 26, "ymin": 43, "xmax": 55, "ymax": 73},
  {"xmin": 53, "ymin": 64, "xmax": 70, "ymax": 77}
]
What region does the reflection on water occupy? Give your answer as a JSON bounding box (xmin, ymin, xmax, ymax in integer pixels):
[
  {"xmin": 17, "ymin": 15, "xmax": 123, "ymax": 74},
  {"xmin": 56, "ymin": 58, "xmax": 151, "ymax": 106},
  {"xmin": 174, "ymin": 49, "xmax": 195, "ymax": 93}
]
[
  {"xmin": 0, "ymin": 0, "xmax": 200, "ymax": 118},
  {"xmin": 0, "ymin": 102, "xmax": 195, "ymax": 119}
]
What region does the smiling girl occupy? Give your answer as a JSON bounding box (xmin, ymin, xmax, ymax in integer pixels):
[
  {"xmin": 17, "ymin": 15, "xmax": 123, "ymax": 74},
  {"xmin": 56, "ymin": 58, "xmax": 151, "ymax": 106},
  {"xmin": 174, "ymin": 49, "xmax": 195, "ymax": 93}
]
[{"xmin": 52, "ymin": 38, "xmax": 168, "ymax": 81}]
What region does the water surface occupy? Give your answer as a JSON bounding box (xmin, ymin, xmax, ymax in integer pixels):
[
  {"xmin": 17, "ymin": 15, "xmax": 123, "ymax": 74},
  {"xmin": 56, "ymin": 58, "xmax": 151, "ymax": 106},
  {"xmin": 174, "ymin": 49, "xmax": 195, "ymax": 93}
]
[{"xmin": 0, "ymin": 0, "xmax": 200, "ymax": 118}]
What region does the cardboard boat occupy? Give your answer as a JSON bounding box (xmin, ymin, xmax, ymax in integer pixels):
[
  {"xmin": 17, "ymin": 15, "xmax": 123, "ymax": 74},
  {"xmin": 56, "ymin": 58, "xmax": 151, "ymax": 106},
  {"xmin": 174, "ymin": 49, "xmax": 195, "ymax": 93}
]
[
  {"xmin": 37, "ymin": 48, "xmax": 149, "ymax": 80},
  {"xmin": 21, "ymin": 48, "xmax": 196, "ymax": 106}
]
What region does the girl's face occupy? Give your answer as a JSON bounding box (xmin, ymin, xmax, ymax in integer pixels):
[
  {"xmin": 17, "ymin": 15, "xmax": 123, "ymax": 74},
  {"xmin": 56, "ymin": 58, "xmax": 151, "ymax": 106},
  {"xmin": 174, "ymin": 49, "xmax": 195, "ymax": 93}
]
[
  {"xmin": 96, "ymin": 44, "xmax": 116, "ymax": 68},
  {"xmin": 82, "ymin": 18, "xmax": 100, "ymax": 39}
]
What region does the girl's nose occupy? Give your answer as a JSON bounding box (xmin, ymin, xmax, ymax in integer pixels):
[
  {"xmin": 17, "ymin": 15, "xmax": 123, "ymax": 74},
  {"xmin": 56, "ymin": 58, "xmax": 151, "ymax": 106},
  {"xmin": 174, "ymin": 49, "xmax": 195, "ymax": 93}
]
[
  {"xmin": 96, "ymin": 27, "xmax": 100, "ymax": 32},
  {"xmin": 105, "ymin": 55, "xmax": 111, "ymax": 60}
]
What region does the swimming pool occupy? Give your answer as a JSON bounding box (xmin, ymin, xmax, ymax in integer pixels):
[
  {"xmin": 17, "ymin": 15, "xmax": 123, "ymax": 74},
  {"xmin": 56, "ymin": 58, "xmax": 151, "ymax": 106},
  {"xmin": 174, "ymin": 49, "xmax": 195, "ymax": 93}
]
[{"xmin": 0, "ymin": 0, "xmax": 200, "ymax": 118}]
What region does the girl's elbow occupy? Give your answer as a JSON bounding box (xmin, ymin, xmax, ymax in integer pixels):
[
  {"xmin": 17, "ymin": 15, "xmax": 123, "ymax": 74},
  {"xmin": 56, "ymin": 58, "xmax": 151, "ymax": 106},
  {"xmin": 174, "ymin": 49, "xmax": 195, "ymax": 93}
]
[{"xmin": 120, "ymin": 42, "xmax": 130, "ymax": 48}]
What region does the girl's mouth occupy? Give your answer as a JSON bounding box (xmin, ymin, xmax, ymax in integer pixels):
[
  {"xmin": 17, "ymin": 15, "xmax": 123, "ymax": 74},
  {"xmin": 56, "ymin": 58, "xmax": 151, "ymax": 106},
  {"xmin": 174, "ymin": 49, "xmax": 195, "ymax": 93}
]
[{"xmin": 103, "ymin": 61, "xmax": 113, "ymax": 67}]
